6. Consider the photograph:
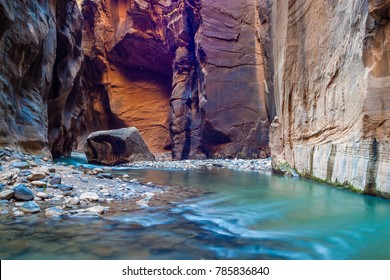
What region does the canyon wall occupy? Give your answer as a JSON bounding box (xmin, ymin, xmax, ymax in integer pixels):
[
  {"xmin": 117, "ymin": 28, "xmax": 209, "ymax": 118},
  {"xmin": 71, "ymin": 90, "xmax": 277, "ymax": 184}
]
[
  {"xmin": 79, "ymin": 0, "xmax": 272, "ymax": 159},
  {"xmin": 0, "ymin": 0, "xmax": 83, "ymax": 157},
  {"xmin": 0, "ymin": 0, "xmax": 57, "ymax": 155},
  {"xmin": 270, "ymin": 0, "xmax": 390, "ymax": 195}
]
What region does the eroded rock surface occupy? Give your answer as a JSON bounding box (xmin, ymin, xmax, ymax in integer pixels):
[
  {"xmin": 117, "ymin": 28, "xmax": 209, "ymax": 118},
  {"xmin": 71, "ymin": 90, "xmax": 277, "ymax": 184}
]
[
  {"xmin": 85, "ymin": 127, "xmax": 155, "ymax": 165},
  {"xmin": 0, "ymin": 0, "xmax": 84, "ymax": 157},
  {"xmin": 270, "ymin": 0, "xmax": 390, "ymax": 195},
  {"xmin": 79, "ymin": 0, "xmax": 273, "ymax": 159}
]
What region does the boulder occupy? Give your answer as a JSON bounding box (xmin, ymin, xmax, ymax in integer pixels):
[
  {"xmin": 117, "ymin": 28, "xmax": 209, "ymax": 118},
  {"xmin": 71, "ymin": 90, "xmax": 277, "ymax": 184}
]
[
  {"xmin": 13, "ymin": 184, "xmax": 34, "ymax": 201},
  {"xmin": 85, "ymin": 127, "xmax": 155, "ymax": 165}
]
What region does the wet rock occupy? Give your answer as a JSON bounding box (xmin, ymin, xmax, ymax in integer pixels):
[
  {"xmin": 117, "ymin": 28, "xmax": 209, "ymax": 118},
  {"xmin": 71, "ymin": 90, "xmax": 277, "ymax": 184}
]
[
  {"xmin": 48, "ymin": 167, "xmax": 56, "ymax": 173},
  {"xmin": 0, "ymin": 190, "xmax": 14, "ymax": 200},
  {"xmin": 92, "ymin": 168, "xmax": 104, "ymax": 175},
  {"xmin": 35, "ymin": 192, "xmax": 48, "ymax": 200},
  {"xmin": 45, "ymin": 207, "xmax": 63, "ymax": 217},
  {"xmin": 86, "ymin": 206, "xmax": 107, "ymax": 215},
  {"xmin": 49, "ymin": 176, "xmax": 62, "ymax": 185},
  {"xmin": 85, "ymin": 127, "xmax": 155, "ymax": 165},
  {"xmin": 58, "ymin": 185, "xmax": 73, "ymax": 192},
  {"xmin": 31, "ymin": 181, "xmax": 48, "ymax": 188},
  {"xmin": 20, "ymin": 201, "xmax": 41, "ymax": 213},
  {"xmin": 27, "ymin": 172, "xmax": 46, "ymax": 181},
  {"xmin": 13, "ymin": 184, "xmax": 34, "ymax": 201},
  {"xmin": 68, "ymin": 197, "xmax": 80, "ymax": 205},
  {"xmin": 79, "ymin": 192, "xmax": 99, "ymax": 202},
  {"xmin": 98, "ymin": 173, "xmax": 113, "ymax": 179},
  {"xmin": 10, "ymin": 162, "xmax": 30, "ymax": 170}
]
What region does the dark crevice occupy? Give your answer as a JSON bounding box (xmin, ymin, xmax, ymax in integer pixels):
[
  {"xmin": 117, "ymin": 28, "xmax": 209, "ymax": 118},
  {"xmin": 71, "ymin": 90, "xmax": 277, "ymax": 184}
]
[{"xmin": 364, "ymin": 138, "xmax": 380, "ymax": 196}]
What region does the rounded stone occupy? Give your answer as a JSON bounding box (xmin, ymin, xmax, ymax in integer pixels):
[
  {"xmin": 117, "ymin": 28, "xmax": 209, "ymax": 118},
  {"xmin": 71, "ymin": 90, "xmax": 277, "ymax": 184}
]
[
  {"xmin": 20, "ymin": 201, "xmax": 41, "ymax": 213},
  {"xmin": 0, "ymin": 190, "xmax": 14, "ymax": 200},
  {"xmin": 35, "ymin": 192, "xmax": 48, "ymax": 199},
  {"xmin": 79, "ymin": 192, "xmax": 99, "ymax": 201},
  {"xmin": 13, "ymin": 184, "xmax": 34, "ymax": 201},
  {"xmin": 45, "ymin": 207, "xmax": 63, "ymax": 217},
  {"xmin": 10, "ymin": 162, "xmax": 30, "ymax": 170},
  {"xmin": 27, "ymin": 172, "xmax": 46, "ymax": 181}
]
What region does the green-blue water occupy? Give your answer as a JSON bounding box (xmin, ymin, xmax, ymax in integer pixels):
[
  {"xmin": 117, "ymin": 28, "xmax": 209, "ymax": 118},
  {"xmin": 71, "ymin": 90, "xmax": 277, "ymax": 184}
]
[{"xmin": 1, "ymin": 157, "xmax": 390, "ymax": 259}]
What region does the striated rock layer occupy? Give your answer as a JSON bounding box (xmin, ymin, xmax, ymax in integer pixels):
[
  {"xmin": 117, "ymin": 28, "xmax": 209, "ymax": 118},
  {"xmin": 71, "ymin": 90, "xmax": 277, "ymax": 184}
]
[
  {"xmin": 79, "ymin": 0, "xmax": 273, "ymax": 159},
  {"xmin": 0, "ymin": 0, "xmax": 83, "ymax": 157},
  {"xmin": 270, "ymin": 0, "xmax": 390, "ymax": 195}
]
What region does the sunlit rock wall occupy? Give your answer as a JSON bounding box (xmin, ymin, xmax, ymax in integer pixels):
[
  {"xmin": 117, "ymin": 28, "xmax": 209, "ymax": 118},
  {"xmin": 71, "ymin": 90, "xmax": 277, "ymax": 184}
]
[
  {"xmin": 270, "ymin": 0, "xmax": 390, "ymax": 195},
  {"xmin": 80, "ymin": 0, "xmax": 273, "ymax": 159}
]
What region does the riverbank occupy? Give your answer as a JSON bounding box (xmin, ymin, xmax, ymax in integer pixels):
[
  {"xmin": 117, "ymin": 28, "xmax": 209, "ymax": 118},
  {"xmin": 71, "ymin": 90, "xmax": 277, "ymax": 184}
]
[
  {"xmin": 0, "ymin": 148, "xmax": 271, "ymax": 219},
  {"xmin": 123, "ymin": 158, "xmax": 272, "ymax": 171}
]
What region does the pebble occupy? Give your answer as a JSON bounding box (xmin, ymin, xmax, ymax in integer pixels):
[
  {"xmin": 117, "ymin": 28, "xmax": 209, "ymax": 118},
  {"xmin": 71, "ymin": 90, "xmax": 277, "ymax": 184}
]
[
  {"xmin": 45, "ymin": 207, "xmax": 63, "ymax": 217},
  {"xmin": 68, "ymin": 197, "xmax": 80, "ymax": 205},
  {"xmin": 10, "ymin": 162, "xmax": 30, "ymax": 170},
  {"xmin": 27, "ymin": 172, "xmax": 46, "ymax": 181},
  {"xmin": 79, "ymin": 192, "xmax": 99, "ymax": 201},
  {"xmin": 99, "ymin": 173, "xmax": 113, "ymax": 179},
  {"xmin": 58, "ymin": 184, "xmax": 73, "ymax": 192},
  {"xmin": 36, "ymin": 192, "xmax": 48, "ymax": 199},
  {"xmin": 86, "ymin": 206, "xmax": 107, "ymax": 214},
  {"xmin": 13, "ymin": 184, "xmax": 34, "ymax": 201},
  {"xmin": 92, "ymin": 168, "xmax": 104, "ymax": 175},
  {"xmin": 31, "ymin": 181, "xmax": 48, "ymax": 187},
  {"xmin": 20, "ymin": 201, "xmax": 41, "ymax": 213},
  {"xmin": 49, "ymin": 176, "xmax": 62, "ymax": 185},
  {"xmin": 0, "ymin": 190, "xmax": 14, "ymax": 200}
]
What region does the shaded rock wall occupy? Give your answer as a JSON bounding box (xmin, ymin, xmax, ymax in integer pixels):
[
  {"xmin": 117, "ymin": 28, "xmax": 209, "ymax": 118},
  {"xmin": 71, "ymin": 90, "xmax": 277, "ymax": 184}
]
[
  {"xmin": 0, "ymin": 0, "xmax": 57, "ymax": 155},
  {"xmin": 0, "ymin": 0, "xmax": 84, "ymax": 157},
  {"xmin": 80, "ymin": 0, "xmax": 273, "ymax": 159},
  {"xmin": 270, "ymin": 0, "xmax": 390, "ymax": 195}
]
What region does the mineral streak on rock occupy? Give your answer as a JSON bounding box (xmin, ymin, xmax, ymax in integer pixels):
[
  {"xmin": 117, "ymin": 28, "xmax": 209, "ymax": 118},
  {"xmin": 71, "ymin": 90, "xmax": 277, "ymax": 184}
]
[
  {"xmin": 79, "ymin": 0, "xmax": 273, "ymax": 159},
  {"xmin": 270, "ymin": 0, "xmax": 390, "ymax": 195},
  {"xmin": 0, "ymin": 0, "xmax": 57, "ymax": 155}
]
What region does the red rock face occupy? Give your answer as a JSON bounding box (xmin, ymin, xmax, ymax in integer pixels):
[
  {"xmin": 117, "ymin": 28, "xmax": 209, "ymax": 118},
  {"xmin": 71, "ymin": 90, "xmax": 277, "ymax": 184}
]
[
  {"xmin": 0, "ymin": 0, "xmax": 273, "ymax": 160},
  {"xmin": 79, "ymin": 0, "xmax": 273, "ymax": 159}
]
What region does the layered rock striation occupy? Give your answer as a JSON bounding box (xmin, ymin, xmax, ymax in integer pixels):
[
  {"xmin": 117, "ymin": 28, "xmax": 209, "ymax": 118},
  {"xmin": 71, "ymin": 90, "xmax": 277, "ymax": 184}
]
[
  {"xmin": 270, "ymin": 0, "xmax": 390, "ymax": 195},
  {"xmin": 1, "ymin": 0, "xmax": 273, "ymax": 161},
  {"xmin": 0, "ymin": 0, "xmax": 83, "ymax": 157},
  {"xmin": 79, "ymin": 0, "xmax": 273, "ymax": 159}
]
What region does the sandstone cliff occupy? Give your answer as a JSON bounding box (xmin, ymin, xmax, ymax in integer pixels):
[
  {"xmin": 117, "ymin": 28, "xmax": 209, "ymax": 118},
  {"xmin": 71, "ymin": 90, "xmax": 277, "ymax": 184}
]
[
  {"xmin": 270, "ymin": 0, "xmax": 390, "ymax": 195},
  {"xmin": 79, "ymin": 0, "xmax": 272, "ymax": 159}
]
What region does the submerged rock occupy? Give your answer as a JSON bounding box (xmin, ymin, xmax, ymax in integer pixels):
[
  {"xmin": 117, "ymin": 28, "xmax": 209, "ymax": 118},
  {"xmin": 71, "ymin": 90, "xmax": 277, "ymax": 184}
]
[{"xmin": 85, "ymin": 127, "xmax": 155, "ymax": 165}]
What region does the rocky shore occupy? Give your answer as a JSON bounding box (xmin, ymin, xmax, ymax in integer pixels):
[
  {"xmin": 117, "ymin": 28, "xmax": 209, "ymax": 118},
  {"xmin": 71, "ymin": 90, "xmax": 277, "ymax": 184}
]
[
  {"xmin": 123, "ymin": 158, "xmax": 272, "ymax": 172},
  {"xmin": 0, "ymin": 148, "xmax": 271, "ymax": 219},
  {"xmin": 0, "ymin": 148, "xmax": 205, "ymax": 219}
]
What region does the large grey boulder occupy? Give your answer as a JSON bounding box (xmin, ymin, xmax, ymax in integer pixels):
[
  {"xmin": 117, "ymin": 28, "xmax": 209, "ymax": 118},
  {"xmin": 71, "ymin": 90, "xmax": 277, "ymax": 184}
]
[{"xmin": 85, "ymin": 127, "xmax": 155, "ymax": 165}]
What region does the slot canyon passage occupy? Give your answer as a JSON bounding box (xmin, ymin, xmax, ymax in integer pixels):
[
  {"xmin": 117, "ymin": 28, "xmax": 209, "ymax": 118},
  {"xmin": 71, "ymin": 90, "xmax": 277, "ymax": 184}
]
[{"xmin": 1, "ymin": 0, "xmax": 390, "ymax": 260}]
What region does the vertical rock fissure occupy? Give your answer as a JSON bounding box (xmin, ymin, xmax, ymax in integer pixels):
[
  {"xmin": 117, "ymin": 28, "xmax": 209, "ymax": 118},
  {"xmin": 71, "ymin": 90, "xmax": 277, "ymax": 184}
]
[
  {"xmin": 364, "ymin": 138, "xmax": 379, "ymax": 195},
  {"xmin": 326, "ymin": 144, "xmax": 337, "ymax": 182}
]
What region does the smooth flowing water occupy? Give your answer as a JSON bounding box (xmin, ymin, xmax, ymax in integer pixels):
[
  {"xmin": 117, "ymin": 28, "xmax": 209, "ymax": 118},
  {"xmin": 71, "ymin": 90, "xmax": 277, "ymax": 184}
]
[{"xmin": 1, "ymin": 158, "xmax": 390, "ymax": 260}]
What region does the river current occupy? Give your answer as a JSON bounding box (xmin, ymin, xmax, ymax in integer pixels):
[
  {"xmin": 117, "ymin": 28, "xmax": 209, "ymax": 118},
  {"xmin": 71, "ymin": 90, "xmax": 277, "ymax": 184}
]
[{"xmin": 1, "ymin": 155, "xmax": 390, "ymax": 260}]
